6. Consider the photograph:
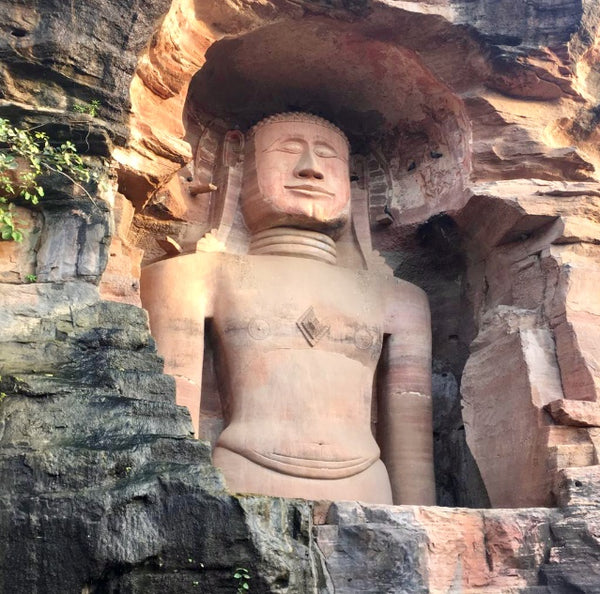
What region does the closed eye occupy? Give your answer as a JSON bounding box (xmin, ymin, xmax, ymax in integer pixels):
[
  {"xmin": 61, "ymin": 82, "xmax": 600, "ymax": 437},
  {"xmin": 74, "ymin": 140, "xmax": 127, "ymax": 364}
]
[
  {"xmin": 274, "ymin": 140, "xmax": 304, "ymax": 154},
  {"xmin": 314, "ymin": 144, "xmax": 339, "ymax": 158}
]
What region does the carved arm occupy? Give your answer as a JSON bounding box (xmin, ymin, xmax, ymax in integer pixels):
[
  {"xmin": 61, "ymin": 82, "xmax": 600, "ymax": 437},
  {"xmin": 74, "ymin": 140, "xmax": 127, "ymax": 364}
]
[
  {"xmin": 378, "ymin": 281, "xmax": 435, "ymax": 505},
  {"xmin": 140, "ymin": 253, "xmax": 215, "ymax": 437}
]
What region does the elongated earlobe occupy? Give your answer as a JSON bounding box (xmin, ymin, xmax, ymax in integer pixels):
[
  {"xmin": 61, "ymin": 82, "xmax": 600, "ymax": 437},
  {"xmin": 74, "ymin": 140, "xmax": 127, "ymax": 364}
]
[
  {"xmin": 206, "ymin": 130, "xmax": 246, "ymax": 250},
  {"xmin": 223, "ymin": 130, "xmax": 244, "ymax": 167}
]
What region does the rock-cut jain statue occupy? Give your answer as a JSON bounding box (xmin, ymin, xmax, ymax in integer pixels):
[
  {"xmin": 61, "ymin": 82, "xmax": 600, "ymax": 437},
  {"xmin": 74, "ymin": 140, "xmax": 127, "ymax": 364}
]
[{"xmin": 141, "ymin": 113, "xmax": 435, "ymax": 505}]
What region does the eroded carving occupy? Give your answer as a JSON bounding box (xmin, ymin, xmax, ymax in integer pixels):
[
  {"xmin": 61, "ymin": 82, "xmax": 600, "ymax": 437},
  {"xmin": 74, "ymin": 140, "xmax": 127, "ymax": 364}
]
[
  {"xmin": 141, "ymin": 113, "xmax": 434, "ymax": 505},
  {"xmin": 297, "ymin": 306, "xmax": 329, "ymax": 347}
]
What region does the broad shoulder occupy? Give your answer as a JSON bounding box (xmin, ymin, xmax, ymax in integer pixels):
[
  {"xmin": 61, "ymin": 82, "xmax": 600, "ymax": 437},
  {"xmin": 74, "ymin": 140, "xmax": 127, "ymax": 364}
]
[
  {"xmin": 140, "ymin": 251, "xmax": 226, "ymax": 314},
  {"xmin": 142, "ymin": 250, "xmax": 224, "ymax": 276},
  {"xmin": 381, "ymin": 275, "xmax": 429, "ymax": 305},
  {"xmin": 381, "ymin": 275, "xmax": 431, "ymax": 334}
]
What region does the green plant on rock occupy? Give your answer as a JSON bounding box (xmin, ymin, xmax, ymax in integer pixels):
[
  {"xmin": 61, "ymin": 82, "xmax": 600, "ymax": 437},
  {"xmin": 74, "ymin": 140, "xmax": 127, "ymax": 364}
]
[
  {"xmin": 0, "ymin": 202, "xmax": 22, "ymax": 241},
  {"xmin": 0, "ymin": 117, "xmax": 92, "ymax": 241},
  {"xmin": 233, "ymin": 567, "xmax": 251, "ymax": 593},
  {"xmin": 73, "ymin": 99, "xmax": 101, "ymax": 117}
]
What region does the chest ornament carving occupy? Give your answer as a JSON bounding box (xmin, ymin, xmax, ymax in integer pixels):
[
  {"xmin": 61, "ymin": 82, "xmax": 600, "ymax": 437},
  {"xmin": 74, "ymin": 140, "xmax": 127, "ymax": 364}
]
[
  {"xmin": 297, "ymin": 306, "xmax": 330, "ymax": 347},
  {"xmin": 354, "ymin": 327, "xmax": 375, "ymax": 350},
  {"xmin": 247, "ymin": 318, "xmax": 271, "ymax": 340}
]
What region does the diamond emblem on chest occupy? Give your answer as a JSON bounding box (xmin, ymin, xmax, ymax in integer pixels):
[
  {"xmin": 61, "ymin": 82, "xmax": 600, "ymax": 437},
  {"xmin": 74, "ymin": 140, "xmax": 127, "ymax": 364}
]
[{"xmin": 296, "ymin": 306, "xmax": 330, "ymax": 347}]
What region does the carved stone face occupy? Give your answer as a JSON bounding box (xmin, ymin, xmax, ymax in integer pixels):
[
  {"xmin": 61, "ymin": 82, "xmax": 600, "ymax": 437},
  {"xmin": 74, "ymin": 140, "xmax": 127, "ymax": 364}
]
[{"xmin": 241, "ymin": 117, "xmax": 351, "ymax": 236}]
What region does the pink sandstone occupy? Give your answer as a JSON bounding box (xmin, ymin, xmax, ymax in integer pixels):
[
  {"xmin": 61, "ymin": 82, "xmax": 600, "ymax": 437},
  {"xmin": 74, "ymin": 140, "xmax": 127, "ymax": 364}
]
[{"xmin": 142, "ymin": 114, "xmax": 435, "ymax": 505}]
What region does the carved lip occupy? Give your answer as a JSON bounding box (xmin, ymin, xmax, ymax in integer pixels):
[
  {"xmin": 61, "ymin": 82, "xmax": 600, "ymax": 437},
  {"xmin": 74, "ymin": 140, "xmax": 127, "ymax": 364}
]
[{"xmin": 284, "ymin": 184, "xmax": 334, "ymax": 197}]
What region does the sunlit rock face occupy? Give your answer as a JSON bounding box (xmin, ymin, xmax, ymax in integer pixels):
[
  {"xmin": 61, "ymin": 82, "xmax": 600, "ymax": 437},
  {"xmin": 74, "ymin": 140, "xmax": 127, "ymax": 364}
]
[
  {"xmin": 120, "ymin": 0, "xmax": 600, "ymax": 509},
  {"xmin": 2, "ymin": 0, "xmax": 600, "ymax": 591}
]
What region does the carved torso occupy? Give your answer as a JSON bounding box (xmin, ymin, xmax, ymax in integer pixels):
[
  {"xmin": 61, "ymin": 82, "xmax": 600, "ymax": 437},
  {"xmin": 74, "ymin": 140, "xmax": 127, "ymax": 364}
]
[
  {"xmin": 212, "ymin": 254, "xmax": 385, "ymax": 479},
  {"xmin": 141, "ymin": 247, "xmax": 432, "ymax": 503}
]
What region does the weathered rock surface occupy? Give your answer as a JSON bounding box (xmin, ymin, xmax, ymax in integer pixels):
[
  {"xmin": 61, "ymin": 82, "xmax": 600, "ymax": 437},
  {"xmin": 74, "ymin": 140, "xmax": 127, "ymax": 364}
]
[
  {"xmin": 0, "ymin": 281, "xmax": 322, "ymax": 593},
  {"xmin": 547, "ymin": 399, "xmax": 600, "ymax": 427},
  {"xmin": 0, "ymin": 0, "xmax": 171, "ymax": 137},
  {"xmin": 1, "ymin": 0, "xmax": 600, "ymax": 591},
  {"xmin": 99, "ymin": 192, "xmax": 144, "ymax": 306},
  {"xmin": 456, "ymin": 178, "xmax": 600, "ymax": 506},
  {"xmin": 107, "ymin": 0, "xmax": 600, "ymax": 509},
  {"xmin": 314, "ymin": 501, "xmax": 600, "ymax": 593}
]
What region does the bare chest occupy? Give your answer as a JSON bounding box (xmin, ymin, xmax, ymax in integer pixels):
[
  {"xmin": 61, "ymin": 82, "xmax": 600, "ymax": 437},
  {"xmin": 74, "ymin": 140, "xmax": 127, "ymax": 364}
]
[{"xmin": 211, "ymin": 255, "xmax": 385, "ymax": 363}]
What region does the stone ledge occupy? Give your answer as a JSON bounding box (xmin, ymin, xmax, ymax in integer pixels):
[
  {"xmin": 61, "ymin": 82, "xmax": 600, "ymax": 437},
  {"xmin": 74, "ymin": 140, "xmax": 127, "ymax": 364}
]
[{"xmin": 546, "ymin": 399, "xmax": 600, "ymax": 427}]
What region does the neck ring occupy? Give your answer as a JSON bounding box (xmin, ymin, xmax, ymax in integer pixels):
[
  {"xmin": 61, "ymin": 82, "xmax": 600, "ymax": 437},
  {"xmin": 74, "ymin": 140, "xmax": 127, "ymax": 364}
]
[{"xmin": 249, "ymin": 227, "xmax": 337, "ymax": 265}]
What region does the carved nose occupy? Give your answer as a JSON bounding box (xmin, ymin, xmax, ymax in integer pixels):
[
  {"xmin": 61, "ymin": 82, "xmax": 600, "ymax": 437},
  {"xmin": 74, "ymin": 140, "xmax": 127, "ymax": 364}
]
[{"xmin": 294, "ymin": 150, "xmax": 324, "ymax": 180}]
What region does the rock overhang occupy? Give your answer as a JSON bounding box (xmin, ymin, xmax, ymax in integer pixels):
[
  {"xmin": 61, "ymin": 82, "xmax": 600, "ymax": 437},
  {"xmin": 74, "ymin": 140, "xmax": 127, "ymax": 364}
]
[
  {"xmin": 185, "ymin": 15, "xmax": 470, "ymax": 150},
  {"xmin": 120, "ymin": 2, "xmax": 489, "ymax": 211}
]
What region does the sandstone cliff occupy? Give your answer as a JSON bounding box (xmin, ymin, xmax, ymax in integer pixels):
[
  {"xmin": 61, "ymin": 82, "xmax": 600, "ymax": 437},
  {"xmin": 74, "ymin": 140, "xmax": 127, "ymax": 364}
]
[{"xmin": 1, "ymin": 0, "xmax": 600, "ymax": 592}]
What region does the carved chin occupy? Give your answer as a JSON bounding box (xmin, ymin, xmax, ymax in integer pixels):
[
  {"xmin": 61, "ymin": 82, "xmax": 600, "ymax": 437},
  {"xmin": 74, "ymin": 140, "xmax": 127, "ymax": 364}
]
[
  {"xmin": 279, "ymin": 208, "xmax": 347, "ymax": 233},
  {"xmin": 244, "ymin": 196, "xmax": 350, "ymax": 238}
]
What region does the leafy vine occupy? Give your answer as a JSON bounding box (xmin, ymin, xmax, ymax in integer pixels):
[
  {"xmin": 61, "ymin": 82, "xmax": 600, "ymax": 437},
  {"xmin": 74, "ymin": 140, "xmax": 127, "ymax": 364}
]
[{"xmin": 0, "ymin": 118, "xmax": 92, "ymax": 241}]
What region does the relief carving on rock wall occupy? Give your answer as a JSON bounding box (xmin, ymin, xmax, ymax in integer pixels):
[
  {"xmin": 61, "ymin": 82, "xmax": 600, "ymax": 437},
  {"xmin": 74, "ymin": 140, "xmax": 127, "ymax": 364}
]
[
  {"xmin": 4, "ymin": 1, "xmax": 600, "ymax": 591},
  {"xmin": 141, "ymin": 112, "xmax": 438, "ymax": 505},
  {"xmin": 107, "ymin": 0, "xmax": 600, "ymax": 509},
  {"xmin": 126, "ymin": 12, "xmax": 475, "ymax": 506}
]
